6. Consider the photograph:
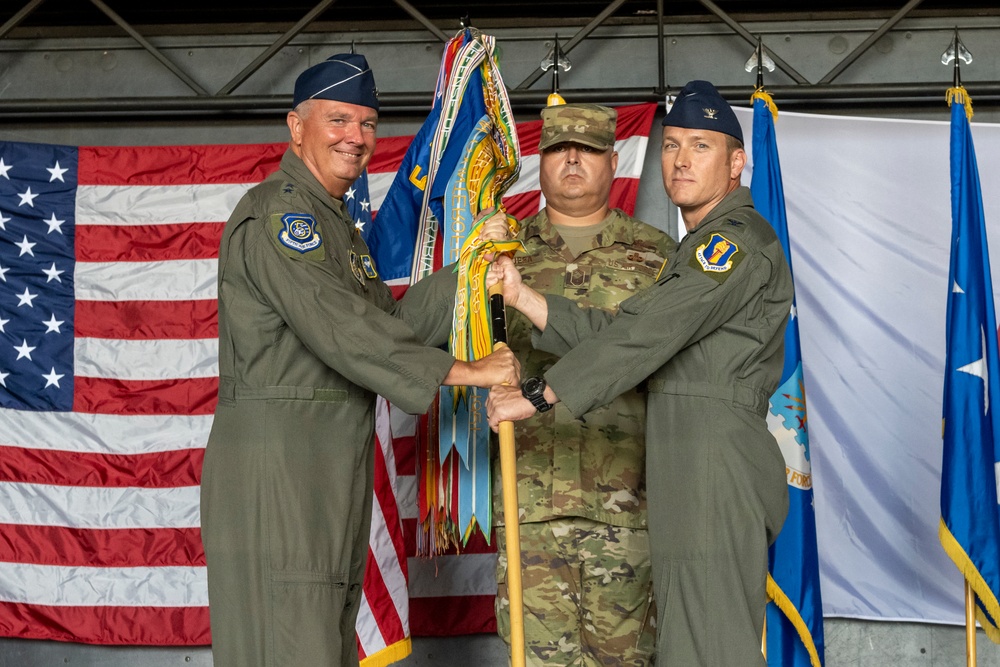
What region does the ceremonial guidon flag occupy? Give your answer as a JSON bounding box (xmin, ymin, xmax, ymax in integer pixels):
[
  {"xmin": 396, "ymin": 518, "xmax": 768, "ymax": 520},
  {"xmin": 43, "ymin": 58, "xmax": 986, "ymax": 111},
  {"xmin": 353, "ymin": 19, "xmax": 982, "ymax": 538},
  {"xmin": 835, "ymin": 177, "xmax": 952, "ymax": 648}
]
[
  {"xmin": 749, "ymin": 90, "xmax": 825, "ymax": 667},
  {"xmin": 0, "ymin": 104, "xmax": 656, "ymax": 651},
  {"xmin": 939, "ymin": 86, "xmax": 1000, "ymax": 641}
]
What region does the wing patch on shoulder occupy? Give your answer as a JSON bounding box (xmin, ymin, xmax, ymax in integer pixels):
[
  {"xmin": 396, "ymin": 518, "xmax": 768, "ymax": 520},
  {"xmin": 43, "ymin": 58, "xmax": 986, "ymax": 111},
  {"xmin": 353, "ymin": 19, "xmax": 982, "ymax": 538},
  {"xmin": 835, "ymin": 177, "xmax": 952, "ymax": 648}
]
[{"xmin": 689, "ymin": 233, "xmax": 742, "ymax": 283}]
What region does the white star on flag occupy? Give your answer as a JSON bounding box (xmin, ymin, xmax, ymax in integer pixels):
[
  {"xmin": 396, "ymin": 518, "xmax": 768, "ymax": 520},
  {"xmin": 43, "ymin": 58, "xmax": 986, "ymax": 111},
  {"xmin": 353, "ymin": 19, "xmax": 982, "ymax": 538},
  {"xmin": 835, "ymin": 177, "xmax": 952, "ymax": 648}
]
[
  {"xmin": 43, "ymin": 314, "xmax": 64, "ymax": 333},
  {"xmin": 957, "ymin": 325, "xmax": 989, "ymax": 415},
  {"xmin": 0, "ymin": 263, "xmax": 8, "ymax": 282},
  {"xmin": 16, "ymin": 287, "xmax": 37, "ymax": 308},
  {"xmin": 355, "ymin": 219, "xmax": 366, "ymax": 232},
  {"xmin": 790, "ymin": 303, "xmax": 797, "ymax": 321},
  {"xmin": 0, "ymin": 213, "xmax": 9, "ymax": 230},
  {"xmin": 15, "ymin": 235, "xmax": 36, "ymax": 257},
  {"xmin": 0, "ymin": 315, "xmax": 9, "ymax": 331},
  {"xmin": 42, "ymin": 263, "xmax": 64, "ymax": 283},
  {"xmin": 44, "ymin": 213, "xmax": 65, "ymax": 234},
  {"xmin": 361, "ymin": 199, "xmax": 371, "ymax": 212},
  {"xmin": 17, "ymin": 187, "xmax": 38, "ymax": 207},
  {"xmin": 14, "ymin": 339, "xmax": 36, "ymax": 361},
  {"xmin": 345, "ymin": 186, "xmax": 356, "ymax": 201},
  {"xmin": 0, "ymin": 370, "xmax": 8, "ymax": 387},
  {"xmin": 0, "ymin": 158, "xmax": 11, "ymax": 179},
  {"xmin": 47, "ymin": 161, "xmax": 68, "ymax": 182},
  {"xmin": 42, "ymin": 367, "xmax": 65, "ymax": 388}
]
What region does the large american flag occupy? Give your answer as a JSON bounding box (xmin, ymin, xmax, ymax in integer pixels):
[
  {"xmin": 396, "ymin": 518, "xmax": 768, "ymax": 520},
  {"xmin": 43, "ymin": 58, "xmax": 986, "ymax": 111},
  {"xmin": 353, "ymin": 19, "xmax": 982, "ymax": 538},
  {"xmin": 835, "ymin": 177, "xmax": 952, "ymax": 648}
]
[{"xmin": 0, "ymin": 102, "xmax": 655, "ymax": 659}]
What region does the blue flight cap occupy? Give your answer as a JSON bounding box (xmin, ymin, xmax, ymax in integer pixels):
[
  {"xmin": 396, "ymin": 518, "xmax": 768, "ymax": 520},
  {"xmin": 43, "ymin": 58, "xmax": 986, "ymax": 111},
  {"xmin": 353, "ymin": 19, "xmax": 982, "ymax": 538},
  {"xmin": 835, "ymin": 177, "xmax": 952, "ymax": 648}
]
[
  {"xmin": 662, "ymin": 80, "xmax": 742, "ymax": 145},
  {"xmin": 292, "ymin": 53, "xmax": 379, "ymax": 111}
]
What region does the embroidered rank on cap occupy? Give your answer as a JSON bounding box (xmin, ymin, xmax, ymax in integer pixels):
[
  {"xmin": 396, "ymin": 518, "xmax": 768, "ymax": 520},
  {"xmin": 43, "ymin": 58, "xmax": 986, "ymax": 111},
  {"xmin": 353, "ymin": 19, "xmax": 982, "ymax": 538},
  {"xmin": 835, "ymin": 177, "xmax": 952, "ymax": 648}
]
[
  {"xmin": 278, "ymin": 213, "xmax": 322, "ymax": 253},
  {"xmin": 689, "ymin": 233, "xmax": 743, "ymax": 283}
]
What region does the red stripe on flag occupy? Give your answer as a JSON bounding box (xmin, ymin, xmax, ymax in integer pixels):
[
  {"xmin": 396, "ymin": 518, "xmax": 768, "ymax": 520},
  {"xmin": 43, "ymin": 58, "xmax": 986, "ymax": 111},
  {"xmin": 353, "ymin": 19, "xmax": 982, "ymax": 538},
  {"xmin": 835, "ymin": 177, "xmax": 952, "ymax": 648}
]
[
  {"xmin": 409, "ymin": 595, "xmax": 496, "ymax": 636},
  {"xmin": 609, "ymin": 178, "xmax": 641, "ymax": 219},
  {"xmin": 374, "ymin": 435, "xmax": 408, "ymax": 575},
  {"xmin": 501, "ymin": 191, "xmax": 543, "ymax": 222},
  {"xmin": 361, "ymin": 546, "xmax": 406, "ymax": 656},
  {"xmin": 0, "ymin": 446, "xmax": 203, "ymax": 488},
  {"xmin": 391, "ymin": 434, "xmax": 416, "ymax": 477},
  {"xmin": 367, "ymin": 135, "xmax": 420, "ymax": 174},
  {"xmin": 0, "ymin": 524, "xmax": 204, "ymax": 568},
  {"xmin": 76, "ymin": 223, "xmax": 225, "ymax": 262},
  {"xmin": 0, "ymin": 601, "xmax": 211, "ymax": 645},
  {"xmin": 76, "ymin": 300, "xmax": 217, "ymax": 340},
  {"xmin": 72, "ymin": 377, "xmax": 219, "ymax": 416},
  {"xmin": 78, "ymin": 144, "xmax": 285, "ymax": 186}
]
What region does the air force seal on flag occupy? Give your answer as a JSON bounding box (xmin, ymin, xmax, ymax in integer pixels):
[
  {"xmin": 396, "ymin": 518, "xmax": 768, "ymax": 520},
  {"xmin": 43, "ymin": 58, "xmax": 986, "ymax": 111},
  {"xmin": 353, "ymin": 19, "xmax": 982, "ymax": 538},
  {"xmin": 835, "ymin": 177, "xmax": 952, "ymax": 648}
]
[
  {"xmin": 278, "ymin": 213, "xmax": 322, "ymax": 253},
  {"xmin": 690, "ymin": 232, "xmax": 742, "ymax": 283}
]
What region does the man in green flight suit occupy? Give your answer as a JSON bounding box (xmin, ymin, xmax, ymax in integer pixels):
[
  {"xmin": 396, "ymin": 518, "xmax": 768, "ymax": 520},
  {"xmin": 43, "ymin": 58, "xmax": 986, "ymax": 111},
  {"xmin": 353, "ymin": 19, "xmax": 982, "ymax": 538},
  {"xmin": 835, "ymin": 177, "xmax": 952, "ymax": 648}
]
[
  {"xmin": 201, "ymin": 53, "xmax": 518, "ymax": 667},
  {"xmin": 487, "ymin": 80, "xmax": 793, "ymax": 666},
  {"xmin": 493, "ymin": 103, "xmax": 675, "ymax": 667}
]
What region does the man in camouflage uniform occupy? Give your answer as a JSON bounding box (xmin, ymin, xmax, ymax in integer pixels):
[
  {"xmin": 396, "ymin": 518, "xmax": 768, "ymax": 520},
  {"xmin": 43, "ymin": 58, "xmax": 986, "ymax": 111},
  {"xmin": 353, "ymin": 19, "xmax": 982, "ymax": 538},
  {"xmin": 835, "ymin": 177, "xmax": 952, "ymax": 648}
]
[
  {"xmin": 493, "ymin": 103, "xmax": 676, "ymax": 667},
  {"xmin": 201, "ymin": 54, "xmax": 518, "ymax": 667},
  {"xmin": 488, "ymin": 81, "xmax": 794, "ymax": 666}
]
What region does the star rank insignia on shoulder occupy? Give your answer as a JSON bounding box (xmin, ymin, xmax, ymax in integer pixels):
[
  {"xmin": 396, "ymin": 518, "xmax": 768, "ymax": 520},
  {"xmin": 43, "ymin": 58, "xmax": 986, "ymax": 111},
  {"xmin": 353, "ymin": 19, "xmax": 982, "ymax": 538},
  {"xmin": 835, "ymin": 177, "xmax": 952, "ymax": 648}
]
[
  {"xmin": 270, "ymin": 212, "xmax": 325, "ymax": 260},
  {"xmin": 689, "ymin": 232, "xmax": 744, "ymax": 283}
]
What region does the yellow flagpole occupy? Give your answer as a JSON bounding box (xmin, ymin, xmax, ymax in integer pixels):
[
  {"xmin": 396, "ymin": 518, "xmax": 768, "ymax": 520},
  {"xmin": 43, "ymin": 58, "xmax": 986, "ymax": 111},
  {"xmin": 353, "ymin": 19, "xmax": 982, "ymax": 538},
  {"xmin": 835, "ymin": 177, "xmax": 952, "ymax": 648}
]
[
  {"xmin": 967, "ymin": 581, "xmax": 977, "ymax": 666},
  {"xmin": 488, "ymin": 281, "xmax": 525, "ymax": 667}
]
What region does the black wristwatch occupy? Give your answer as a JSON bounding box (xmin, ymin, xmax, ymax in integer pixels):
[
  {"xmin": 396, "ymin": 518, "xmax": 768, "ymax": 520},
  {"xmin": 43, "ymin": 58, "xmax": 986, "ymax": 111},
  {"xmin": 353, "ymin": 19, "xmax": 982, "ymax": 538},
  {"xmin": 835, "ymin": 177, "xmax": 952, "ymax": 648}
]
[{"xmin": 521, "ymin": 376, "xmax": 553, "ymax": 413}]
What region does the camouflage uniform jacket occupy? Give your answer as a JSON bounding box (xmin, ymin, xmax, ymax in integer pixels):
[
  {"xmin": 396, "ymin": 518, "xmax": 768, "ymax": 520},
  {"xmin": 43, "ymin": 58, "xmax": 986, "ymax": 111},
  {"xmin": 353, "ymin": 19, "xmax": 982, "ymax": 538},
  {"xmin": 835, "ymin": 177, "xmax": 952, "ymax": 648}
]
[{"xmin": 494, "ymin": 207, "xmax": 676, "ymax": 528}]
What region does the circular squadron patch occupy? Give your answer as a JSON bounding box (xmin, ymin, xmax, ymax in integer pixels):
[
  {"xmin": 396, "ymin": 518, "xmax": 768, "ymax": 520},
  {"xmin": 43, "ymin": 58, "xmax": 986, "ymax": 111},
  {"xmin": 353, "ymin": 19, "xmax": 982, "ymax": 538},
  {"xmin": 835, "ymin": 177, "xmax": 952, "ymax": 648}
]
[{"xmin": 278, "ymin": 213, "xmax": 322, "ymax": 253}]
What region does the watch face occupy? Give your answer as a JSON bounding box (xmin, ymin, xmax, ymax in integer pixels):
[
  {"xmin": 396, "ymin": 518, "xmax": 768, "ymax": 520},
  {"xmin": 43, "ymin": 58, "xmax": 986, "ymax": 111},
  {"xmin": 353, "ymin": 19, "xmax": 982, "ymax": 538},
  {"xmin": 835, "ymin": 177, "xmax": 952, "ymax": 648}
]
[{"xmin": 522, "ymin": 376, "xmax": 544, "ymax": 397}]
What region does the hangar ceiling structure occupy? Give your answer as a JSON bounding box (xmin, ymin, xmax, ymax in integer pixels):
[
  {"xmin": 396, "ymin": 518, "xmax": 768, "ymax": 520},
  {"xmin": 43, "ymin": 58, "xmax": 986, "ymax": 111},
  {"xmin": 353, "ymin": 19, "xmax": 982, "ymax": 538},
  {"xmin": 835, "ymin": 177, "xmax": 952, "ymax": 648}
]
[{"xmin": 2, "ymin": 0, "xmax": 999, "ymax": 121}]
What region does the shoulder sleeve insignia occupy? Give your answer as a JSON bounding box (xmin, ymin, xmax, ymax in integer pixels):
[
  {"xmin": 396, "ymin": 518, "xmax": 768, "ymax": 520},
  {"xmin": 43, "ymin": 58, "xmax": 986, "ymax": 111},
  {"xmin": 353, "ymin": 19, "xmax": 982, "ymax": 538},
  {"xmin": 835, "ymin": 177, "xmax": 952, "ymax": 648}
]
[
  {"xmin": 271, "ymin": 212, "xmax": 325, "ymax": 260},
  {"xmin": 360, "ymin": 254, "xmax": 378, "ymax": 279},
  {"xmin": 689, "ymin": 233, "xmax": 743, "ymax": 283}
]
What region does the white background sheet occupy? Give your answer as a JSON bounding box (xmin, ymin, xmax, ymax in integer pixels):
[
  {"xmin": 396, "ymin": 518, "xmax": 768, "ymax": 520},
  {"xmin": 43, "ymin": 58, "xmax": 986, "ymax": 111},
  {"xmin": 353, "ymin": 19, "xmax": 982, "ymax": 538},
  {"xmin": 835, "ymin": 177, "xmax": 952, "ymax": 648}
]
[{"xmin": 731, "ymin": 105, "xmax": 1000, "ymax": 623}]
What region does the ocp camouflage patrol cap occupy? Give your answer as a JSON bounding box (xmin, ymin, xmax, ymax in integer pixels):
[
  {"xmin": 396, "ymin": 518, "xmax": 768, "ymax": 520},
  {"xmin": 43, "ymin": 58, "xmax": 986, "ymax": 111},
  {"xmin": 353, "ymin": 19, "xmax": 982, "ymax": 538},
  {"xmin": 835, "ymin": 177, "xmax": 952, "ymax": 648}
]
[
  {"xmin": 293, "ymin": 53, "xmax": 379, "ymax": 110},
  {"xmin": 539, "ymin": 103, "xmax": 617, "ymax": 151}
]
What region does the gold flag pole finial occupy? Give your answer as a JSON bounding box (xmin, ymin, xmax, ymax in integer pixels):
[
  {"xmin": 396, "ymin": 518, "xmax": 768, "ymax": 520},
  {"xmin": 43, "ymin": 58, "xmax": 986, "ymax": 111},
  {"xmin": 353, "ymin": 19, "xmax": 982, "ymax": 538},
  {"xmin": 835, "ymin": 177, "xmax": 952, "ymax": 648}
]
[{"xmin": 541, "ymin": 34, "xmax": 570, "ymax": 107}]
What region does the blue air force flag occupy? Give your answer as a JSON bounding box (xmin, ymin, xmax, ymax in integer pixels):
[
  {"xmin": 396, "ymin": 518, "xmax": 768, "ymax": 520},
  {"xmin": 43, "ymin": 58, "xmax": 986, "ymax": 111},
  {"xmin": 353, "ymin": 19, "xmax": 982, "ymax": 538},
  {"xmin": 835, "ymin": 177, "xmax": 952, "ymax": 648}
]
[
  {"xmin": 749, "ymin": 92, "xmax": 825, "ymax": 667},
  {"xmin": 939, "ymin": 88, "xmax": 1000, "ymax": 641}
]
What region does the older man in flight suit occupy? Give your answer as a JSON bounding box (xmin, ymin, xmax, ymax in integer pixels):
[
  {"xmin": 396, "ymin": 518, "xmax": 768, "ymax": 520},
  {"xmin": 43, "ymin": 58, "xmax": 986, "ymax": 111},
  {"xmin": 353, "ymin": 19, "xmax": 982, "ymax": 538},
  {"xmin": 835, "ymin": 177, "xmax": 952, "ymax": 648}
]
[
  {"xmin": 201, "ymin": 54, "xmax": 517, "ymax": 667},
  {"xmin": 487, "ymin": 80, "xmax": 793, "ymax": 666}
]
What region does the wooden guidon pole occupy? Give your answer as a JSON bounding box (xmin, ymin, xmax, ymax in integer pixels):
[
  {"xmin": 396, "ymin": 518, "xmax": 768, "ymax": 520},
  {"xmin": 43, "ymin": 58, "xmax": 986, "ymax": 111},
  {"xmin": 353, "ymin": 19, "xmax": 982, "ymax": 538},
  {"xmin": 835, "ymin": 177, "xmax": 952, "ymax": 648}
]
[
  {"xmin": 966, "ymin": 581, "xmax": 977, "ymax": 667},
  {"xmin": 488, "ymin": 282, "xmax": 526, "ymax": 667}
]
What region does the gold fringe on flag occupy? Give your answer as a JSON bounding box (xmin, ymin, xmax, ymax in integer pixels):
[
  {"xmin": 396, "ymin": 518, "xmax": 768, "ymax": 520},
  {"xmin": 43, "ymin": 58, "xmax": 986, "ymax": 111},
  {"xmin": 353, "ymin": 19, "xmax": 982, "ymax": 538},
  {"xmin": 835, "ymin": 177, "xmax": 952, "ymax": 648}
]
[
  {"xmin": 751, "ymin": 87, "xmax": 779, "ymax": 120},
  {"xmin": 947, "ymin": 86, "xmax": 974, "ymax": 121},
  {"xmin": 766, "ymin": 574, "xmax": 824, "ymax": 667}
]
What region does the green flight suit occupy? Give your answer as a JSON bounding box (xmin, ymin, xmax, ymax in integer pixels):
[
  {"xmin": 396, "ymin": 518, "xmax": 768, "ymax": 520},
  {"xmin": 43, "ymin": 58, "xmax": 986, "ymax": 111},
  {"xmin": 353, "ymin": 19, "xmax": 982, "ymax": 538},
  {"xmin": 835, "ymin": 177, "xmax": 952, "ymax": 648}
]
[
  {"xmin": 535, "ymin": 187, "xmax": 793, "ymax": 666},
  {"xmin": 493, "ymin": 208, "xmax": 674, "ymax": 666},
  {"xmin": 202, "ymin": 149, "xmax": 456, "ymax": 667}
]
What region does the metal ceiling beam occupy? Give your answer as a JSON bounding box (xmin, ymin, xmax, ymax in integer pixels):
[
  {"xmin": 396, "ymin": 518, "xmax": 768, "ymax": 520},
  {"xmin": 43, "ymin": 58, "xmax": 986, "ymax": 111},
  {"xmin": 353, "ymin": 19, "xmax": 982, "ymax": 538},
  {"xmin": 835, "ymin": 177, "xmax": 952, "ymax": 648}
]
[
  {"xmin": 216, "ymin": 0, "xmax": 338, "ymax": 95},
  {"xmin": 89, "ymin": 0, "xmax": 208, "ymax": 96},
  {"xmin": 391, "ymin": 0, "xmax": 450, "ymax": 43},
  {"xmin": 515, "ymin": 0, "xmax": 630, "ymax": 90},
  {"xmin": 818, "ymin": 0, "xmax": 923, "ymax": 84},
  {"xmin": 4, "ymin": 81, "xmax": 999, "ymax": 120},
  {"xmin": 696, "ymin": 0, "xmax": 810, "ymax": 85},
  {"xmin": 0, "ymin": 0, "xmax": 45, "ymax": 41}
]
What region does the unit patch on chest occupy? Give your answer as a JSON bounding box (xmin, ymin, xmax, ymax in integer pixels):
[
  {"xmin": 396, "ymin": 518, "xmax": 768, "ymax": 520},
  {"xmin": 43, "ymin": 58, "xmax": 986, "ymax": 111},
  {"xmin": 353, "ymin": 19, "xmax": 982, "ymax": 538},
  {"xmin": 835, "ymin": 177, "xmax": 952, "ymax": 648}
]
[
  {"xmin": 689, "ymin": 233, "xmax": 743, "ymax": 283},
  {"xmin": 271, "ymin": 212, "xmax": 325, "ymax": 261}
]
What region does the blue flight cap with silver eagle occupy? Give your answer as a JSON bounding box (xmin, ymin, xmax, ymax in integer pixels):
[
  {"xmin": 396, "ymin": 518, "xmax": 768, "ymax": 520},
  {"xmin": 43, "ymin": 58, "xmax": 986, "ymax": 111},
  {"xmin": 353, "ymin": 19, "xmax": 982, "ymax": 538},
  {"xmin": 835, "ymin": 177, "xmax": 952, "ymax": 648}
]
[
  {"xmin": 292, "ymin": 53, "xmax": 379, "ymax": 111},
  {"xmin": 662, "ymin": 80, "xmax": 742, "ymax": 145}
]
